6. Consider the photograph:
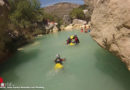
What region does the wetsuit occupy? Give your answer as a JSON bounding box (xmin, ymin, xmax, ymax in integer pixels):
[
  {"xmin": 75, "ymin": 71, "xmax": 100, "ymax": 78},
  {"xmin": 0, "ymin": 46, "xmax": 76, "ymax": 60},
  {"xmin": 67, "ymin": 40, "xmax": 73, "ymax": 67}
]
[
  {"xmin": 81, "ymin": 29, "xmax": 83, "ymax": 32},
  {"xmin": 67, "ymin": 38, "xmax": 71, "ymax": 44},
  {"xmin": 55, "ymin": 57, "xmax": 63, "ymax": 64},
  {"xmin": 74, "ymin": 36, "xmax": 80, "ymax": 44}
]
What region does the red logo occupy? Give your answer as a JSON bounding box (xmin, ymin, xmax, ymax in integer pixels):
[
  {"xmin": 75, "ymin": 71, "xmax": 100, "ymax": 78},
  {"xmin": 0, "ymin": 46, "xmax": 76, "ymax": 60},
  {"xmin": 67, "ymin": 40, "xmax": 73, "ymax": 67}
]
[
  {"xmin": 0, "ymin": 77, "xmax": 3, "ymax": 83},
  {"xmin": 0, "ymin": 77, "xmax": 5, "ymax": 87}
]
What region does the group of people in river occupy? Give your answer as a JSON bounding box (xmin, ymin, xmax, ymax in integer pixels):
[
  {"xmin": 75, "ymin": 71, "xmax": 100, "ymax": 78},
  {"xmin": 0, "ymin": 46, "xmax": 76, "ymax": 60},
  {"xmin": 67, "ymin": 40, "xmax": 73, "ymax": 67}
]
[
  {"xmin": 54, "ymin": 34, "xmax": 80, "ymax": 70},
  {"xmin": 81, "ymin": 24, "xmax": 91, "ymax": 33},
  {"xmin": 66, "ymin": 34, "xmax": 80, "ymax": 45},
  {"xmin": 54, "ymin": 24, "xmax": 91, "ymax": 70}
]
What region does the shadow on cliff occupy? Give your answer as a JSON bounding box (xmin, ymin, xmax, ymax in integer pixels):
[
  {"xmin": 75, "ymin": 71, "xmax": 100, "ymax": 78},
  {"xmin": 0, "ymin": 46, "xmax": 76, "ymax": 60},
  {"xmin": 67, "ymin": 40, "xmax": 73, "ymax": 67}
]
[
  {"xmin": 94, "ymin": 48, "xmax": 130, "ymax": 89},
  {"xmin": 0, "ymin": 48, "xmax": 40, "ymax": 82}
]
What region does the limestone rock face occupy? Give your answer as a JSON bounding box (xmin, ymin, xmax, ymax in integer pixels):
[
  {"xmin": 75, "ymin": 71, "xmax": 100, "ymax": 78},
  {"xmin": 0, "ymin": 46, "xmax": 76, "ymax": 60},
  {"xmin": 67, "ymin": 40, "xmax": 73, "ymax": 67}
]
[
  {"xmin": 60, "ymin": 25, "xmax": 65, "ymax": 30},
  {"xmin": 84, "ymin": 0, "xmax": 130, "ymax": 70},
  {"xmin": 72, "ymin": 19, "xmax": 87, "ymax": 25},
  {"xmin": 72, "ymin": 24, "xmax": 83, "ymax": 30},
  {"xmin": 64, "ymin": 19, "xmax": 87, "ymax": 30},
  {"xmin": 72, "ymin": 19, "xmax": 87, "ymax": 30},
  {"xmin": 64, "ymin": 24, "xmax": 73, "ymax": 31},
  {"xmin": 52, "ymin": 26, "xmax": 59, "ymax": 33}
]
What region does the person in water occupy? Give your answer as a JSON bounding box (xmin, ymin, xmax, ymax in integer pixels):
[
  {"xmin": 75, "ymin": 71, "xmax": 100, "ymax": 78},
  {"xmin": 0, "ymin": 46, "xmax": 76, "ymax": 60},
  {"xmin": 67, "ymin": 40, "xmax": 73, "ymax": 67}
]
[
  {"xmin": 67, "ymin": 37, "xmax": 71, "ymax": 44},
  {"xmin": 74, "ymin": 35, "xmax": 80, "ymax": 44},
  {"xmin": 81, "ymin": 27, "xmax": 83, "ymax": 32},
  {"xmin": 54, "ymin": 54, "xmax": 64, "ymax": 64}
]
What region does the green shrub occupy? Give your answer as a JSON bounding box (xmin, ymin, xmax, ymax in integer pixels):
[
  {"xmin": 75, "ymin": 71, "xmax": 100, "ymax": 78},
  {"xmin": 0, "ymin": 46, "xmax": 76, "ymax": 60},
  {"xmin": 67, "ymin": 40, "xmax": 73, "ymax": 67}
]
[{"xmin": 70, "ymin": 8, "xmax": 85, "ymax": 20}]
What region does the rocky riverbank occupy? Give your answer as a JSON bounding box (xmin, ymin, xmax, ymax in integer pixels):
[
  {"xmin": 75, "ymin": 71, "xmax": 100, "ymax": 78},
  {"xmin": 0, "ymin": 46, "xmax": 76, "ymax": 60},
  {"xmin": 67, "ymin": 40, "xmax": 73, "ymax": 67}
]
[{"xmin": 61, "ymin": 19, "xmax": 89, "ymax": 31}]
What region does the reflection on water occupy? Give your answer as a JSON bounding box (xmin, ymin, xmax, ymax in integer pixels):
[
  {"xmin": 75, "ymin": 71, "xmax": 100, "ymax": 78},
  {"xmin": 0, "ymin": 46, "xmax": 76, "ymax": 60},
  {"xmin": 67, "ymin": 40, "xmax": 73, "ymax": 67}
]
[{"xmin": 0, "ymin": 30, "xmax": 130, "ymax": 90}]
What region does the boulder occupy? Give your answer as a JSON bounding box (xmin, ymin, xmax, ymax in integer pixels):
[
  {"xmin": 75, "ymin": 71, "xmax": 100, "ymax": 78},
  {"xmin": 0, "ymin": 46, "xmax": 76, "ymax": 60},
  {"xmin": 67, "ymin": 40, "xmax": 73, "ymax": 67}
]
[
  {"xmin": 60, "ymin": 25, "xmax": 65, "ymax": 30},
  {"xmin": 64, "ymin": 24, "xmax": 73, "ymax": 30},
  {"xmin": 72, "ymin": 24, "xmax": 83, "ymax": 30},
  {"xmin": 72, "ymin": 19, "xmax": 87, "ymax": 25},
  {"xmin": 53, "ymin": 26, "xmax": 59, "ymax": 33},
  {"xmin": 83, "ymin": 9, "xmax": 88, "ymax": 14},
  {"xmin": 63, "ymin": 15, "xmax": 72, "ymax": 25}
]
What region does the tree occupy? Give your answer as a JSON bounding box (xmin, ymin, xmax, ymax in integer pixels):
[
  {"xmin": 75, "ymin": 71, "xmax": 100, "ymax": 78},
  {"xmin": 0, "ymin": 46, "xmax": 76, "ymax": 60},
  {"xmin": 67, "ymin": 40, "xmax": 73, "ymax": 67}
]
[
  {"xmin": 70, "ymin": 4, "xmax": 93, "ymax": 22},
  {"xmin": 79, "ymin": 5, "xmax": 88, "ymax": 9},
  {"xmin": 70, "ymin": 8, "xmax": 85, "ymax": 20},
  {"xmin": 9, "ymin": 0, "xmax": 41, "ymax": 28}
]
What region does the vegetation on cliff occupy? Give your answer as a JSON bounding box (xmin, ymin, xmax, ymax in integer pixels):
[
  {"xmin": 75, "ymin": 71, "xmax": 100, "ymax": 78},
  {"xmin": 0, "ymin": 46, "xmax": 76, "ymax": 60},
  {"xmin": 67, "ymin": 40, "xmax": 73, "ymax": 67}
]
[
  {"xmin": 6, "ymin": 0, "xmax": 43, "ymax": 51},
  {"xmin": 70, "ymin": 4, "xmax": 92, "ymax": 23},
  {"xmin": 70, "ymin": 7, "xmax": 85, "ymax": 20}
]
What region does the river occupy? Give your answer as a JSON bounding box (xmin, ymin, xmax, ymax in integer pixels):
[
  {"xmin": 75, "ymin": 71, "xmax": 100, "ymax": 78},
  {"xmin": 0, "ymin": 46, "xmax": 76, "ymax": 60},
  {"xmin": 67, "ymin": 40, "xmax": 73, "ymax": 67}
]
[{"xmin": 0, "ymin": 30, "xmax": 130, "ymax": 90}]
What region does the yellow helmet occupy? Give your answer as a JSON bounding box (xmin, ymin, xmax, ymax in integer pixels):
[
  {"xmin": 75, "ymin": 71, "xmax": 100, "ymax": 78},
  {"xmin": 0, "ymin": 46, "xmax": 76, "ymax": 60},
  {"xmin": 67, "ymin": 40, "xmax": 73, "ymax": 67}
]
[{"xmin": 70, "ymin": 35, "xmax": 74, "ymax": 39}]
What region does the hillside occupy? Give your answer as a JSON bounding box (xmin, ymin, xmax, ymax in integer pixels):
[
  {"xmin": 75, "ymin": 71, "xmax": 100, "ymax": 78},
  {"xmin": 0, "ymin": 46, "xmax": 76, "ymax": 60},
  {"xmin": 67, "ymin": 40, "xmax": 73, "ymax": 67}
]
[{"xmin": 44, "ymin": 2, "xmax": 80, "ymax": 18}]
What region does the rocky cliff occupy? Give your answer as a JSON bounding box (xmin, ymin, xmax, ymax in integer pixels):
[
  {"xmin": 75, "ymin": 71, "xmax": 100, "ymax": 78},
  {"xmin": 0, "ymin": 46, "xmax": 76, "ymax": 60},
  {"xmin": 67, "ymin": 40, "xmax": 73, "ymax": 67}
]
[{"xmin": 84, "ymin": 0, "xmax": 130, "ymax": 70}]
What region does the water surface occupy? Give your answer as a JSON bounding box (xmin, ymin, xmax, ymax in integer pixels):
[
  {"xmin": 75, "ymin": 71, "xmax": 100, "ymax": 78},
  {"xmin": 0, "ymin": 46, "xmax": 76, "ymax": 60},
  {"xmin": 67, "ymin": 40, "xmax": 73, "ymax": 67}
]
[{"xmin": 0, "ymin": 30, "xmax": 130, "ymax": 90}]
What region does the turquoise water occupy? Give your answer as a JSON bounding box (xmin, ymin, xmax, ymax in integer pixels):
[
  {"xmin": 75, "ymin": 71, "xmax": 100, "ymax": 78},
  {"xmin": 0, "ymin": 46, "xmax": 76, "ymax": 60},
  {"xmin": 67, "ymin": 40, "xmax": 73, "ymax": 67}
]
[{"xmin": 0, "ymin": 30, "xmax": 130, "ymax": 90}]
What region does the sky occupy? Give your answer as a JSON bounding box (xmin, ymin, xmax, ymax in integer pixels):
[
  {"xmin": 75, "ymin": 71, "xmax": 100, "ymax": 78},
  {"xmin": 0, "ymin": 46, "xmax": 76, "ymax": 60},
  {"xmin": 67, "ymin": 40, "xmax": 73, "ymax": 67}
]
[{"xmin": 40, "ymin": 0, "xmax": 84, "ymax": 7}]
